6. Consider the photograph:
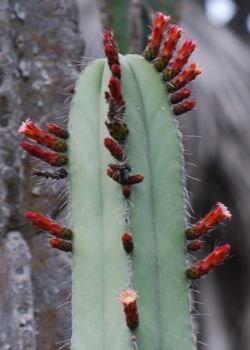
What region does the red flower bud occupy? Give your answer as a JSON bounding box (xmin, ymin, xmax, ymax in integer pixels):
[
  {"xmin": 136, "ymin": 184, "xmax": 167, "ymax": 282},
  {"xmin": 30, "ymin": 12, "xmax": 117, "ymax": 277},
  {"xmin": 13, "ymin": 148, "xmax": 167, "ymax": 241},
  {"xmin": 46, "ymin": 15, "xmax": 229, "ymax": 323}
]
[
  {"xmin": 108, "ymin": 76, "xmax": 125, "ymax": 107},
  {"xmin": 122, "ymin": 232, "xmax": 134, "ymax": 253},
  {"xmin": 25, "ymin": 211, "xmax": 72, "ymax": 240},
  {"xmin": 19, "ymin": 119, "xmax": 67, "ymax": 152},
  {"xmin": 187, "ymin": 240, "xmax": 205, "ymax": 252},
  {"xmin": 46, "ymin": 123, "xmax": 69, "ymax": 140},
  {"xmin": 107, "ymin": 166, "xmax": 115, "ymax": 178},
  {"xmin": 144, "ymin": 12, "xmax": 171, "ymax": 60},
  {"xmin": 186, "ymin": 244, "xmax": 231, "ymax": 279},
  {"xmin": 154, "ymin": 25, "xmax": 183, "ymax": 71},
  {"xmin": 186, "ymin": 202, "xmax": 232, "ymax": 239},
  {"xmin": 173, "ymin": 99, "xmax": 195, "ymax": 115},
  {"xmin": 106, "ymin": 166, "xmax": 121, "ymax": 183},
  {"xmin": 166, "ymin": 39, "xmax": 196, "ymax": 78},
  {"xmin": 111, "ymin": 64, "xmax": 121, "ymax": 79},
  {"xmin": 104, "ymin": 137, "xmax": 124, "ymax": 160},
  {"xmin": 49, "ymin": 238, "xmax": 72, "ymax": 252},
  {"xmin": 128, "ymin": 174, "xmax": 144, "ymax": 185},
  {"xmin": 103, "ymin": 30, "xmax": 119, "ymax": 69},
  {"xmin": 118, "ymin": 289, "xmax": 139, "ymax": 330},
  {"xmin": 168, "ymin": 63, "xmax": 202, "ymax": 90},
  {"xmin": 20, "ymin": 141, "xmax": 68, "ymax": 166},
  {"xmin": 170, "ymin": 88, "xmax": 191, "ymax": 104},
  {"xmin": 122, "ymin": 185, "xmax": 131, "ymax": 199}
]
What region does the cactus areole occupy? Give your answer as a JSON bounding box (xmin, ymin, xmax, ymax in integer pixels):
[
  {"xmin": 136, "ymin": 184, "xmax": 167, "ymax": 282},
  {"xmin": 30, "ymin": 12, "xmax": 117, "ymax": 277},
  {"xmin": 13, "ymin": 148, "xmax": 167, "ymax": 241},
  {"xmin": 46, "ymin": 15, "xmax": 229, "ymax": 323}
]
[{"xmin": 20, "ymin": 11, "xmax": 232, "ymax": 350}]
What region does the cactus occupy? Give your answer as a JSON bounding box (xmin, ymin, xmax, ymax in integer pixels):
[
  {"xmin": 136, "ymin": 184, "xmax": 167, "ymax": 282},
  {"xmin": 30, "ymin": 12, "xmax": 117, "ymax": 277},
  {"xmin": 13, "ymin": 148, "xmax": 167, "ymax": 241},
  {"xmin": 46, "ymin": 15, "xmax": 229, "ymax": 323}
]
[{"xmin": 20, "ymin": 12, "xmax": 232, "ymax": 350}]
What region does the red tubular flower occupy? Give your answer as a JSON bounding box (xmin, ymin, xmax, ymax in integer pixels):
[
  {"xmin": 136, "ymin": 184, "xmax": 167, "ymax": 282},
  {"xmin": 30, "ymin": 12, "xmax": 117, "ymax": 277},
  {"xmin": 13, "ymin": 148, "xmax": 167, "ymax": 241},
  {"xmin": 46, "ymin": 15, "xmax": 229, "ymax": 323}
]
[
  {"xmin": 165, "ymin": 39, "xmax": 196, "ymax": 78},
  {"xmin": 173, "ymin": 98, "xmax": 196, "ymax": 115},
  {"xmin": 154, "ymin": 24, "xmax": 183, "ymax": 72},
  {"xmin": 118, "ymin": 289, "xmax": 139, "ymax": 330},
  {"xmin": 20, "ymin": 141, "xmax": 68, "ymax": 166},
  {"xmin": 108, "ymin": 76, "xmax": 125, "ymax": 107},
  {"xmin": 168, "ymin": 63, "xmax": 202, "ymax": 90},
  {"xmin": 19, "ymin": 119, "xmax": 67, "ymax": 152},
  {"xmin": 103, "ymin": 30, "xmax": 119, "ymax": 69},
  {"xmin": 187, "ymin": 240, "xmax": 205, "ymax": 252},
  {"xmin": 104, "ymin": 137, "xmax": 124, "ymax": 160},
  {"xmin": 49, "ymin": 238, "xmax": 72, "ymax": 252},
  {"xmin": 186, "ymin": 202, "xmax": 232, "ymax": 239},
  {"xmin": 122, "ymin": 233, "xmax": 134, "ymax": 253},
  {"xmin": 186, "ymin": 244, "xmax": 231, "ymax": 279},
  {"xmin": 170, "ymin": 88, "xmax": 191, "ymax": 104},
  {"xmin": 144, "ymin": 12, "xmax": 171, "ymax": 61},
  {"xmin": 25, "ymin": 211, "xmax": 72, "ymax": 240},
  {"xmin": 46, "ymin": 123, "xmax": 69, "ymax": 140},
  {"xmin": 128, "ymin": 174, "xmax": 144, "ymax": 185}
]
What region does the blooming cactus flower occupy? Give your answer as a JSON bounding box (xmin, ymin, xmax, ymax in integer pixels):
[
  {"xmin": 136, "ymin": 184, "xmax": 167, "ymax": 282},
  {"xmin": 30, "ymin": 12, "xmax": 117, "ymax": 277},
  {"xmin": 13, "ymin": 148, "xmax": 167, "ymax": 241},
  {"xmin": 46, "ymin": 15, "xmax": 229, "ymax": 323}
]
[{"xmin": 19, "ymin": 119, "xmax": 67, "ymax": 152}]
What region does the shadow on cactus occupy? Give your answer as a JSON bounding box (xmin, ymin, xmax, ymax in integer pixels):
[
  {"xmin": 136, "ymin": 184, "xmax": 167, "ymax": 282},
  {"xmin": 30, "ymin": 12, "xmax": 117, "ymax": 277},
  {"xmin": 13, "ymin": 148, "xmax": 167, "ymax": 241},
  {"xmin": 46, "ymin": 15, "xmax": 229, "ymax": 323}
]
[{"xmin": 19, "ymin": 11, "xmax": 232, "ymax": 350}]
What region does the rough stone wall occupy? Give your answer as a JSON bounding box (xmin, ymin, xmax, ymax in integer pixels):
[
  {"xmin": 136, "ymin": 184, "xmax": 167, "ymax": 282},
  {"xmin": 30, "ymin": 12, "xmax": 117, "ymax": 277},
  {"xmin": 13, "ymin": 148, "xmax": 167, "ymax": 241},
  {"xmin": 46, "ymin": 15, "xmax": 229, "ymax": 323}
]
[{"xmin": 0, "ymin": 1, "xmax": 84, "ymax": 348}]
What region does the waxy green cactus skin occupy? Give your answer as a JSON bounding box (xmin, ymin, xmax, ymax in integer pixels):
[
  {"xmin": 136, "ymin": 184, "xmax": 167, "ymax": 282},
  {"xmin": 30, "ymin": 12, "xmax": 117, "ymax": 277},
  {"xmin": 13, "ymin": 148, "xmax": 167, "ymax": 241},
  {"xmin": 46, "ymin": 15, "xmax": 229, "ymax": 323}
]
[{"xmin": 68, "ymin": 55, "xmax": 194, "ymax": 349}]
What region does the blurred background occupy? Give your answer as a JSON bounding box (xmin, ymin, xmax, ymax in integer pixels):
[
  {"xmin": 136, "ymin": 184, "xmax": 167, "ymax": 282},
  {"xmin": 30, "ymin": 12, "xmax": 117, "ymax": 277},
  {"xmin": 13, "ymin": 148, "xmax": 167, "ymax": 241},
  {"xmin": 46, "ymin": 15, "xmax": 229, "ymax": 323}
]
[{"xmin": 0, "ymin": 0, "xmax": 249, "ymax": 349}]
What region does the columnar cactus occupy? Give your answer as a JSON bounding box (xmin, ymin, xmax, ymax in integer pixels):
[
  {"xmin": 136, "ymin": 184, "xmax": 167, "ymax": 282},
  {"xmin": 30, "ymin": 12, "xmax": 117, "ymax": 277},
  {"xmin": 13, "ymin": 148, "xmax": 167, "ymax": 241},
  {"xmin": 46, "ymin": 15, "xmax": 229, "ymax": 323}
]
[{"xmin": 20, "ymin": 12, "xmax": 232, "ymax": 350}]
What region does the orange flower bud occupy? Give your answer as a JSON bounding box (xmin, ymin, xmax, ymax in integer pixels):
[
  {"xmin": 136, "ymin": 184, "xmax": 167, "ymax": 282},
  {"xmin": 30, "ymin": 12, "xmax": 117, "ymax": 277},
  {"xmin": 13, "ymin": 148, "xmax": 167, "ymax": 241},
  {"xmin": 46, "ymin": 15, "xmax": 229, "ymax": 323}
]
[
  {"xmin": 186, "ymin": 244, "xmax": 231, "ymax": 279},
  {"xmin": 166, "ymin": 39, "xmax": 196, "ymax": 78},
  {"xmin": 144, "ymin": 12, "xmax": 171, "ymax": 61},
  {"xmin": 19, "ymin": 119, "xmax": 67, "ymax": 152},
  {"xmin": 104, "ymin": 137, "xmax": 124, "ymax": 160},
  {"xmin": 173, "ymin": 99, "xmax": 195, "ymax": 115},
  {"xmin": 20, "ymin": 141, "xmax": 68, "ymax": 166},
  {"xmin": 25, "ymin": 211, "xmax": 72, "ymax": 240},
  {"xmin": 122, "ymin": 232, "xmax": 134, "ymax": 253},
  {"xmin": 154, "ymin": 25, "xmax": 183, "ymax": 71},
  {"xmin": 49, "ymin": 238, "xmax": 72, "ymax": 252},
  {"xmin": 46, "ymin": 123, "xmax": 69, "ymax": 140},
  {"xmin": 128, "ymin": 174, "xmax": 144, "ymax": 185},
  {"xmin": 122, "ymin": 185, "xmax": 131, "ymax": 199},
  {"xmin": 168, "ymin": 63, "xmax": 202, "ymax": 90},
  {"xmin": 170, "ymin": 88, "xmax": 191, "ymax": 104},
  {"xmin": 187, "ymin": 240, "xmax": 205, "ymax": 252}
]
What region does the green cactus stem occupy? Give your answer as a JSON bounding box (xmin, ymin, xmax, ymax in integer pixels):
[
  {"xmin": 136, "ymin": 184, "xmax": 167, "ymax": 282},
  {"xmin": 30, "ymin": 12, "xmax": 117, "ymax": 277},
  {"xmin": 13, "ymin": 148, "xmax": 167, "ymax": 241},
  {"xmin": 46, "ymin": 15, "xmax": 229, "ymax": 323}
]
[{"xmin": 69, "ymin": 26, "xmax": 194, "ymax": 350}]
